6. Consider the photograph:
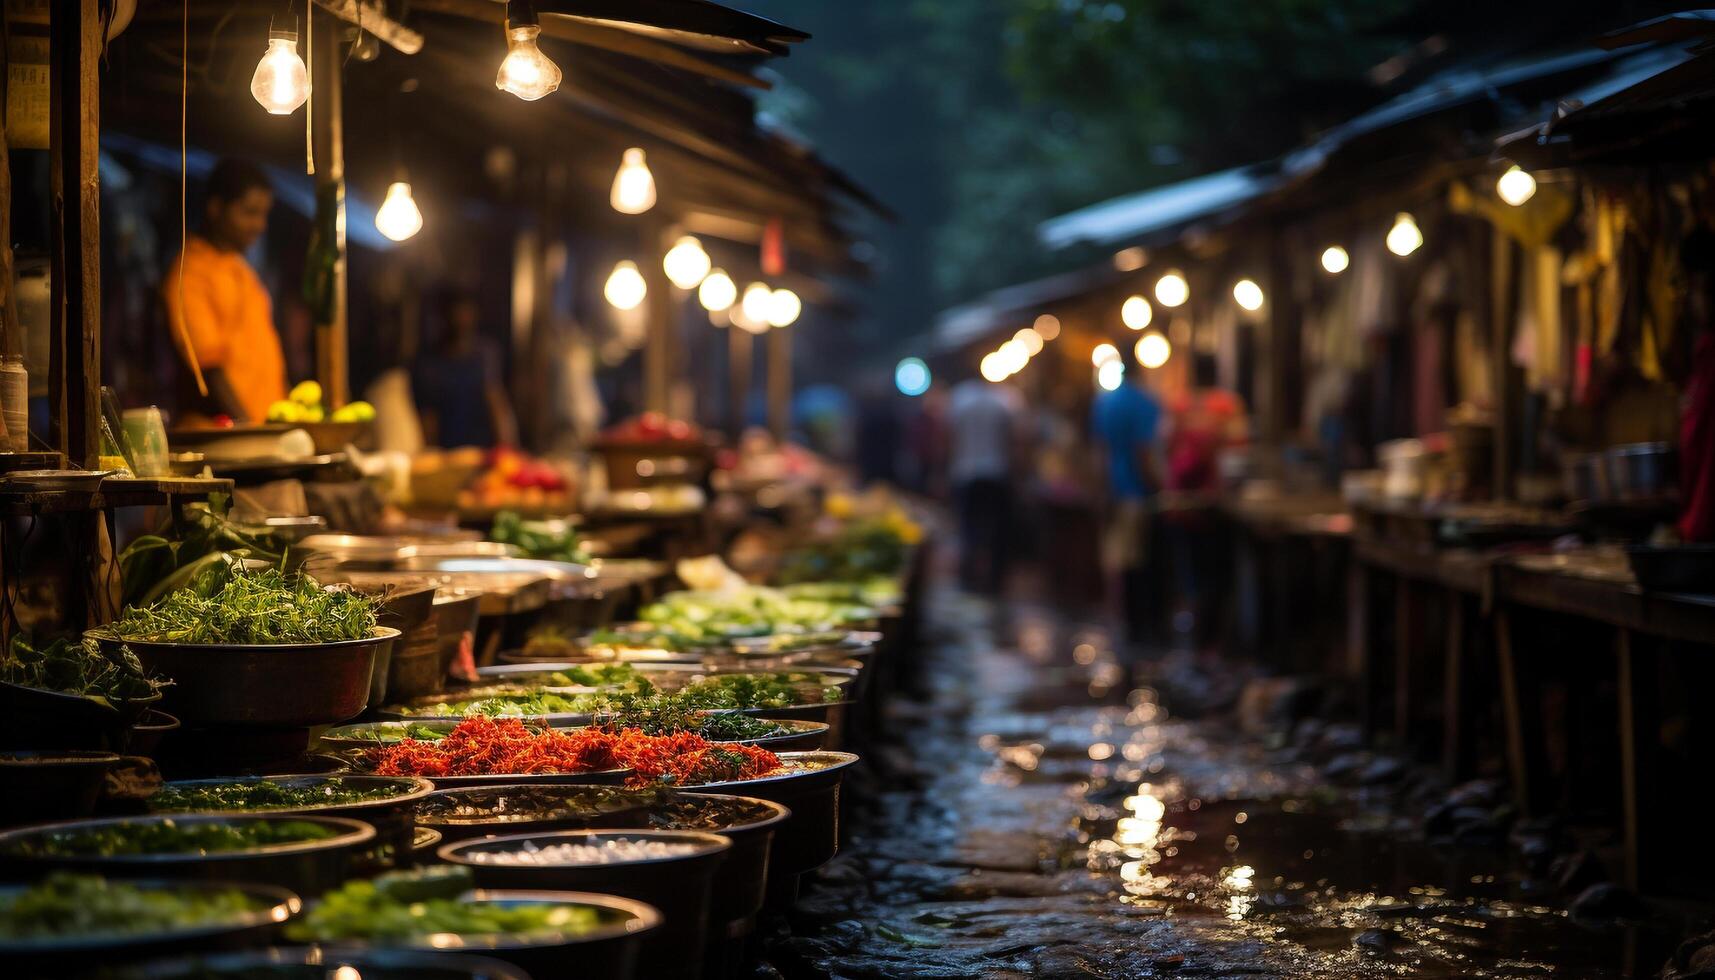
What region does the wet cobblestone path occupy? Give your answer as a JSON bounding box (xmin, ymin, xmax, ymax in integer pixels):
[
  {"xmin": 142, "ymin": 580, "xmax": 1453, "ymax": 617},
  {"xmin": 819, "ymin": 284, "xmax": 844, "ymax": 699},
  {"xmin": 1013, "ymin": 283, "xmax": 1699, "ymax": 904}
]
[{"xmin": 762, "ymin": 589, "xmax": 1698, "ymax": 979}]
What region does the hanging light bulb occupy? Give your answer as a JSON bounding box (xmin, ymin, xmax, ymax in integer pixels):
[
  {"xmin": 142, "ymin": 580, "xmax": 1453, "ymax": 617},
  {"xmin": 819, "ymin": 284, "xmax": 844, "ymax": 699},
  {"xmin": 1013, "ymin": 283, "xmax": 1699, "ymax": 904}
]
[
  {"xmin": 610, "ymin": 148, "xmax": 657, "ymax": 215},
  {"xmin": 1135, "ymin": 332, "xmax": 1172, "ymax": 369},
  {"xmin": 1122, "ymin": 295, "xmax": 1153, "ymax": 330},
  {"xmin": 663, "ymin": 236, "xmax": 711, "ymax": 290},
  {"xmin": 767, "ymin": 288, "xmax": 802, "ymax": 328},
  {"xmin": 250, "ymin": 29, "xmax": 310, "ymax": 115},
  {"xmin": 1096, "ymin": 359, "xmax": 1125, "ymax": 391},
  {"xmin": 1386, "ymin": 212, "xmax": 1423, "ymax": 256},
  {"xmin": 495, "ymin": 1, "xmax": 560, "ymax": 102},
  {"xmin": 1232, "ymin": 279, "xmax": 1264, "ymax": 311},
  {"xmin": 980, "ymin": 352, "xmax": 1008, "ymax": 384},
  {"xmin": 1154, "ymin": 271, "xmax": 1189, "ymax": 308},
  {"xmin": 741, "ymin": 282, "xmax": 773, "ymax": 326},
  {"xmin": 1014, "ymin": 327, "xmax": 1043, "ymax": 356},
  {"xmin": 1497, "ymin": 165, "xmax": 1537, "ymax": 206},
  {"xmin": 1091, "ymin": 342, "xmax": 1120, "ymax": 366},
  {"xmin": 1033, "ymin": 314, "xmax": 1061, "ymax": 341},
  {"xmin": 374, "ymin": 181, "xmax": 423, "ymax": 242},
  {"xmin": 1320, "ymin": 245, "xmax": 1349, "ymax": 274},
  {"xmin": 604, "ymin": 260, "xmax": 646, "ymax": 310},
  {"xmin": 698, "ymin": 269, "xmax": 736, "ymax": 312}
]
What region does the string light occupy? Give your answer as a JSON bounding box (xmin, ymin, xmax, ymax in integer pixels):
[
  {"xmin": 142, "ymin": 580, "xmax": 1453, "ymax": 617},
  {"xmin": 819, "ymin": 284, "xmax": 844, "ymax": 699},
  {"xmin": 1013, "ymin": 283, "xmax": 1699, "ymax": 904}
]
[
  {"xmin": 251, "ymin": 28, "xmax": 310, "ymax": 114},
  {"xmin": 1497, "ymin": 165, "xmax": 1536, "ymax": 206},
  {"xmin": 1092, "ymin": 342, "xmax": 1120, "ymax": 366},
  {"xmin": 895, "ymin": 357, "xmax": 931, "ymax": 396},
  {"xmin": 698, "ymin": 269, "xmax": 736, "ymax": 312},
  {"xmin": 767, "ymin": 288, "xmax": 802, "ymax": 328},
  {"xmin": 1122, "ymin": 295, "xmax": 1153, "ymax": 330},
  {"xmin": 741, "ymin": 283, "xmax": 773, "ymax": 327},
  {"xmin": 1096, "ymin": 358, "xmax": 1125, "ymax": 391},
  {"xmin": 1135, "ymin": 332, "xmax": 1171, "ymax": 369},
  {"xmin": 374, "ymin": 180, "xmax": 423, "ymax": 242},
  {"xmin": 980, "ymin": 352, "xmax": 1008, "ymax": 383},
  {"xmin": 1232, "ymin": 279, "xmax": 1264, "ymax": 311},
  {"xmin": 1386, "ymin": 212, "xmax": 1423, "ymax": 256},
  {"xmin": 1014, "ymin": 327, "xmax": 1044, "ymax": 356},
  {"xmin": 1154, "ymin": 271, "xmax": 1189, "ymax": 308},
  {"xmin": 494, "ymin": 1, "xmax": 560, "ymax": 101},
  {"xmin": 610, "ymin": 148, "xmax": 657, "ymax": 215},
  {"xmin": 663, "ymin": 236, "xmax": 711, "ymax": 290},
  {"xmin": 1320, "ymin": 246, "xmax": 1349, "ymax": 274},
  {"xmin": 998, "ymin": 339, "xmax": 1029, "ymax": 375},
  {"xmin": 1033, "ymin": 314, "xmax": 1061, "ymax": 341},
  {"xmin": 604, "ymin": 260, "xmax": 646, "ymax": 310}
]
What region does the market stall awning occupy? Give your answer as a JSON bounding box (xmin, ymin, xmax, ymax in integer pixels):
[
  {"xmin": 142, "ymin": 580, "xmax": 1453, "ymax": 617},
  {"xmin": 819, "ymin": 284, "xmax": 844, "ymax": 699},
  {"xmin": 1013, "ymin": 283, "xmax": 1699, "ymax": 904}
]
[
  {"xmin": 930, "ymin": 265, "xmax": 1118, "ymax": 353},
  {"xmin": 1037, "ymin": 164, "xmax": 1281, "ymax": 252}
]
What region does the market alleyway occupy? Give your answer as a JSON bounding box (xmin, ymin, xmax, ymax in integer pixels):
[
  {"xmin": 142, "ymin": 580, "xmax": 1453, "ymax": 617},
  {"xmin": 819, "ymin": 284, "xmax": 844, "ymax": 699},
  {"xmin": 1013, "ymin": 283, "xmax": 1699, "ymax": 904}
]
[{"xmin": 761, "ymin": 587, "xmax": 1699, "ymax": 979}]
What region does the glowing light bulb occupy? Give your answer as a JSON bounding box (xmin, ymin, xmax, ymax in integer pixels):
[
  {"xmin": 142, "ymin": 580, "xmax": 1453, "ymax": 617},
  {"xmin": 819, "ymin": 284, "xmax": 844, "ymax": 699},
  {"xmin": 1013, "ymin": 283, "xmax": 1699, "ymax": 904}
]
[
  {"xmin": 604, "ymin": 260, "xmax": 646, "ymax": 310},
  {"xmin": 999, "ymin": 340, "xmax": 1028, "ymax": 375},
  {"xmin": 374, "ymin": 181, "xmax": 423, "ymax": 242},
  {"xmin": 1092, "ymin": 342, "xmax": 1120, "ymax": 366},
  {"xmin": 663, "ymin": 236, "xmax": 711, "ymax": 290},
  {"xmin": 980, "ymin": 352, "xmax": 1008, "ymax": 383},
  {"xmin": 698, "ymin": 269, "xmax": 736, "ymax": 312},
  {"xmin": 1122, "ymin": 295, "xmax": 1153, "ymax": 330},
  {"xmin": 1097, "ymin": 359, "xmax": 1124, "ymax": 391},
  {"xmin": 1497, "ymin": 165, "xmax": 1536, "ymax": 206},
  {"xmin": 1387, "ymin": 212, "xmax": 1423, "ymax": 256},
  {"xmin": 495, "ymin": 24, "xmax": 560, "ymax": 101},
  {"xmin": 767, "ymin": 288, "xmax": 802, "ymax": 328},
  {"xmin": 741, "ymin": 282, "xmax": 773, "ymax": 326},
  {"xmin": 1033, "ymin": 314, "xmax": 1061, "ymax": 341},
  {"xmin": 1014, "ymin": 327, "xmax": 1044, "ymax": 356},
  {"xmin": 895, "ymin": 357, "xmax": 931, "ymax": 396},
  {"xmin": 611, "ymin": 148, "xmax": 657, "ymax": 215},
  {"xmin": 1232, "ymin": 279, "xmax": 1264, "ymax": 311},
  {"xmin": 1135, "ymin": 332, "xmax": 1171, "ymax": 369},
  {"xmin": 250, "ymin": 31, "xmax": 309, "ymax": 115},
  {"xmin": 1154, "ymin": 271, "xmax": 1189, "ymax": 308},
  {"xmin": 1321, "ymin": 245, "xmax": 1349, "ymax": 274}
]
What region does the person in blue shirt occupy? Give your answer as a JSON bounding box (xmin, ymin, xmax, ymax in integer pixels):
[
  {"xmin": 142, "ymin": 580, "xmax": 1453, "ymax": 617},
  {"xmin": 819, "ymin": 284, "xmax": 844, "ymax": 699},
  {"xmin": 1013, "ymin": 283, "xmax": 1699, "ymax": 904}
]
[{"xmin": 1091, "ymin": 369, "xmax": 1164, "ymax": 645}]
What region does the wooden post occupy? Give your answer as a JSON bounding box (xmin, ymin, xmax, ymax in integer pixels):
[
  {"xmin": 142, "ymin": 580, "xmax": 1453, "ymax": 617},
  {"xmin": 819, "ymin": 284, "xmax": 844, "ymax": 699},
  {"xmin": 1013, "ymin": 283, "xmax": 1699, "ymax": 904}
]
[
  {"xmin": 1495, "ymin": 606, "xmax": 1531, "ymax": 816},
  {"xmin": 727, "ymin": 324, "xmax": 751, "ymax": 438},
  {"xmin": 1490, "ymin": 228, "xmax": 1517, "ymax": 501},
  {"xmin": 47, "ymin": 0, "xmax": 99, "ymax": 466},
  {"xmin": 310, "ymin": 11, "xmax": 349, "ymax": 408},
  {"xmin": 643, "ymin": 242, "xmax": 671, "ymax": 414},
  {"xmin": 766, "ymin": 326, "xmax": 790, "ymax": 441}
]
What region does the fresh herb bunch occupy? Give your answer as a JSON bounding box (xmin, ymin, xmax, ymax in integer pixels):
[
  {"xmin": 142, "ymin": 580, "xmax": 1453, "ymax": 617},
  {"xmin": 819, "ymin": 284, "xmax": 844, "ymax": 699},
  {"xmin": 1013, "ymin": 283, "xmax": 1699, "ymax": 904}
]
[
  {"xmin": 147, "ymin": 777, "xmax": 415, "ymax": 814},
  {"xmin": 5, "ymin": 818, "xmax": 341, "ymax": 858},
  {"xmin": 0, "ymin": 873, "xmax": 268, "ymax": 940},
  {"xmin": 593, "ymin": 692, "xmax": 791, "ymax": 741},
  {"xmin": 111, "ymin": 561, "xmax": 377, "ymax": 646},
  {"xmin": 1, "ymin": 634, "xmax": 164, "ymax": 706},
  {"xmin": 117, "ymin": 499, "xmax": 288, "ymax": 609},
  {"xmin": 490, "ymin": 511, "xmax": 590, "ymax": 564},
  {"xmin": 675, "ymin": 673, "xmax": 843, "ymax": 710},
  {"xmin": 287, "ymin": 866, "xmax": 605, "ymax": 943}
]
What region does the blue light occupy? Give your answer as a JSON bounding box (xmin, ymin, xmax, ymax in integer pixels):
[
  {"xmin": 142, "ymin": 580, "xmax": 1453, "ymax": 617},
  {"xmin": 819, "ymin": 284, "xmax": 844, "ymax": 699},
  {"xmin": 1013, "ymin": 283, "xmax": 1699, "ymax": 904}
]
[{"xmin": 894, "ymin": 357, "xmax": 931, "ymax": 397}]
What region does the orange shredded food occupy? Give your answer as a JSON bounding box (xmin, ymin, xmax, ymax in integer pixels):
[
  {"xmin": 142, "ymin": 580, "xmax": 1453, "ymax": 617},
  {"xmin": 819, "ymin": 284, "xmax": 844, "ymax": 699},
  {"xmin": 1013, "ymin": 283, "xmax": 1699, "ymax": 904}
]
[{"xmin": 370, "ymin": 717, "xmax": 781, "ymax": 787}]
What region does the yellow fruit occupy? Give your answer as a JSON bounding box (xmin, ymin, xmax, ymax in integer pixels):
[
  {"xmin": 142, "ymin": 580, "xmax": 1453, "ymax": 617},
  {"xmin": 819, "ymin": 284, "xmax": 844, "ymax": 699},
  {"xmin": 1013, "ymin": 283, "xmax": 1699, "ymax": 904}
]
[
  {"xmin": 304, "ymin": 406, "xmax": 325, "ymax": 423},
  {"xmin": 267, "ymin": 400, "xmax": 302, "ymax": 423},
  {"xmin": 289, "ymin": 380, "xmax": 323, "ymax": 407}
]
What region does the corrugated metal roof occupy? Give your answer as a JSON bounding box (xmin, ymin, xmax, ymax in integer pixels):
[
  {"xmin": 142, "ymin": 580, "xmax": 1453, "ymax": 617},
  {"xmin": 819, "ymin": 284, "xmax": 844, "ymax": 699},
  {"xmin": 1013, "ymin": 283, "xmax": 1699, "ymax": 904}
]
[{"xmin": 1036, "ymin": 164, "xmax": 1280, "ymax": 252}]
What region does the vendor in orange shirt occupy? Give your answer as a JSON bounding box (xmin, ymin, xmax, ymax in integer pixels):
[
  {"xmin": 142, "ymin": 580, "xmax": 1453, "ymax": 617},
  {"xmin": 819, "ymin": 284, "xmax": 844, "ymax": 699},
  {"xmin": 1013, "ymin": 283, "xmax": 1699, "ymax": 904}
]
[{"xmin": 161, "ymin": 159, "xmax": 287, "ymax": 423}]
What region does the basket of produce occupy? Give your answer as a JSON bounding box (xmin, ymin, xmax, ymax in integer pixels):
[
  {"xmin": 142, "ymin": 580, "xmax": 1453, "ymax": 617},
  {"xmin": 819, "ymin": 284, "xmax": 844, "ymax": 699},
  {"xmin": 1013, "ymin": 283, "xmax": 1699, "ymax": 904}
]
[
  {"xmin": 0, "ymin": 634, "xmax": 167, "ymax": 752},
  {"xmin": 0, "ymin": 750, "xmax": 121, "ymax": 827},
  {"xmin": 416, "ymin": 786, "xmax": 786, "ymax": 941},
  {"xmin": 284, "ymin": 866, "xmax": 658, "ymax": 980},
  {"xmin": 441, "ymin": 830, "xmax": 729, "ymax": 980},
  {"xmin": 0, "ymin": 813, "xmax": 376, "ymax": 896},
  {"xmin": 113, "ymin": 946, "xmax": 531, "ymax": 980},
  {"xmin": 0, "ymin": 873, "xmax": 301, "ymax": 973},
  {"xmin": 86, "ymin": 562, "xmax": 397, "ymax": 728}
]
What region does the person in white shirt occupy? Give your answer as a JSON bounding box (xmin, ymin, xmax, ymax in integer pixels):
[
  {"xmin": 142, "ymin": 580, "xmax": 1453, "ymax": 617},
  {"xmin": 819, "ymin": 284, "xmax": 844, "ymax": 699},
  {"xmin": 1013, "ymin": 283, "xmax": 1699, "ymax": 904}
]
[{"xmin": 948, "ymin": 376, "xmax": 1022, "ymax": 594}]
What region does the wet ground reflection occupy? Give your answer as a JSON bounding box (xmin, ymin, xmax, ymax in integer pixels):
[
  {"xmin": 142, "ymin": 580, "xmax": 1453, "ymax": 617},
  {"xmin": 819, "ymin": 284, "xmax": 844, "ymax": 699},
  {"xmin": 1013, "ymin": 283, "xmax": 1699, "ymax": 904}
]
[{"xmin": 770, "ymin": 591, "xmax": 1694, "ymax": 979}]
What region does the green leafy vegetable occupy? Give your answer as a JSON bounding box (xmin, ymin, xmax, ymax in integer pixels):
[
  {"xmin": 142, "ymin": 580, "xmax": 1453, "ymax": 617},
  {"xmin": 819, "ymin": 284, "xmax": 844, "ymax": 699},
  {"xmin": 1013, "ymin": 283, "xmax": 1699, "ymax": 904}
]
[
  {"xmin": 4, "ymin": 818, "xmax": 341, "ymax": 858},
  {"xmin": 1, "ymin": 634, "xmax": 164, "ymax": 706},
  {"xmin": 490, "ymin": 511, "xmax": 590, "ymax": 564},
  {"xmin": 287, "ymin": 867, "xmax": 607, "ymax": 943},
  {"xmin": 147, "ymin": 777, "xmax": 415, "ymax": 813},
  {"xmin": 0, "ymin": 873, "xmax": 268, "ymax": 940},
  {"xmin": 110, "ymin": 561, "xmax": 376, "ymax": 646}
]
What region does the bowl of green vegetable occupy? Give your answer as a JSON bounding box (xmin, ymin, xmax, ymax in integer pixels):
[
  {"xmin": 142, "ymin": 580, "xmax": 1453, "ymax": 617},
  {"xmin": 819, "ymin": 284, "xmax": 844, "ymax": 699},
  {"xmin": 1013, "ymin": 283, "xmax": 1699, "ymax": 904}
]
[
  {"xmin": 0, "ymin": 634, "xmax": 166, "ymax": 752},
  {"xmin": 114, "ymin": 946, "xmax": 532, "ymax": 980},
  {"xmin": 286, "ymin": 866, "xmax": 660, "ymax": 980},
  {"xmin": 0, "ymin": 813, "xmax": 377, "ymax": 897},
  {"xmin": 0, "ymin": 750, "xmax": 121, "ymax": 827},
  {"xmin": 0, "ymin": 872, "xmax": 300, "ymax": 972},
  {"xmin": 441, "ymin": 829, "xmax": 730, "ymax": 980},
  {"xmin": 87, "ymin": 564, "xmax": 396, "ymax": 728}
]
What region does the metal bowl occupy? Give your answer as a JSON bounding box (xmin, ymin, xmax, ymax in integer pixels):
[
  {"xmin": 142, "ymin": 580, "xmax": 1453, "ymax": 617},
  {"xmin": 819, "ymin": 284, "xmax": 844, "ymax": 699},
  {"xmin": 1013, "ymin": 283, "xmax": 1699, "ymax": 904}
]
[
  {"xmin": 442, "ymin": 830, "xmax": 730, "ymax": 980},
  {"xmin": 319, "ymin": 720, "xmax": 468, "ymax": 753},
  {"xmin": 311, "ymin": 888, "xmax": 660, "ymax": 980},
  {"xmin": 682, "ymin": 751, "xmax": 859, "ymax": 900},
  {"xmin": 115, "ymin": 946, "xmax": 530, "ymax": 980},
  {"xmin": 0, "ymin": 813, "xmax": 376, "ymax": 897},
  {"xmin": 0, "ymin": 878, "xmax": 301, "ymax": 974},
  {"xmin": 85, "ymin": 628, "xmax": 400, "ymax": 728},
  {"xmin": 126, "ymin": 709, "xmax": 181, "ymax": 758},
  {"xmin": 0, "ymin": 750, "xmax": 120, "ymax": 828},
  {"xmin": 144, "ymin": 775, "xmax": 435, "ymax": 819},
  {"xmin": 0, "ymin": 679, "xmax": 162, "ymax": 753}
]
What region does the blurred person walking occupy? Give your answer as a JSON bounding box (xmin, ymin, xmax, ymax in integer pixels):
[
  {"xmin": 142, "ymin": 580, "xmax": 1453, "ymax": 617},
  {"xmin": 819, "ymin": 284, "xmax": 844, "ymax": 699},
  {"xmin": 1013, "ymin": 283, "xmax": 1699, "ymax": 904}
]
[
  {"xmin": 1092, "ymin": 366, "xmax": 1164, "ymax": 646},
  {"xmin": 949, "ymin": 374, "xmax": 1021, "ymax": 594}
]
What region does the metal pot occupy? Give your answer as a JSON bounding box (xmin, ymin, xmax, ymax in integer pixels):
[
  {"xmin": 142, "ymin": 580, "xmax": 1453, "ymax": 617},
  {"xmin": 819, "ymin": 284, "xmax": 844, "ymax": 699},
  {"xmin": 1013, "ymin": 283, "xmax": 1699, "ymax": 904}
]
[{"xmin": 1605, "ymin": 442, "xmax": 1678, "ymax": 501}]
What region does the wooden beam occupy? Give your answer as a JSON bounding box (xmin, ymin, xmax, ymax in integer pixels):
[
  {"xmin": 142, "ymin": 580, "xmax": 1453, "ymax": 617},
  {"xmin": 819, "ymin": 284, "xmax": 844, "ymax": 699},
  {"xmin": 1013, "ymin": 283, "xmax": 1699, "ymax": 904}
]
[
  {"xmin": 310, "ymin": 10, "xmax": 350, "ymax": 408},
  {"xmin": 643, "ymin": 228, "xmax": 673, "ymax": 414},
  {"xmin": 312, "ymin": 0, "xmax": 424, "ymax": 55},
  {"xmin": 766, "ymin": 325, "xmax": 789, "ymax": 440},
  {"xmin": 48, "ymin": 0, "xmax": 100, "ymax": 466}
]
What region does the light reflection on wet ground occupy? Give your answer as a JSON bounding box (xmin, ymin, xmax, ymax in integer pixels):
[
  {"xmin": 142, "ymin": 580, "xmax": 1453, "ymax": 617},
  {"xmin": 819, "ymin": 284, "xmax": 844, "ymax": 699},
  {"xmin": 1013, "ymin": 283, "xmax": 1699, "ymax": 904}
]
[{"xmin": 772, "ymin": 590, "xmax": 1689, "ymax": 979}]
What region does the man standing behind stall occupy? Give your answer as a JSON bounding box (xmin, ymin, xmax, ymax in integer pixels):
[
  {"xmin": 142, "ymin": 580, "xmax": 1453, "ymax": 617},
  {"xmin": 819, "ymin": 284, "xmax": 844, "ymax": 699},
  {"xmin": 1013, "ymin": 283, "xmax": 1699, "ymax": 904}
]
[{"xmin": 161, "ymin": 159, "xmax": 287, "ymax": 424}]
